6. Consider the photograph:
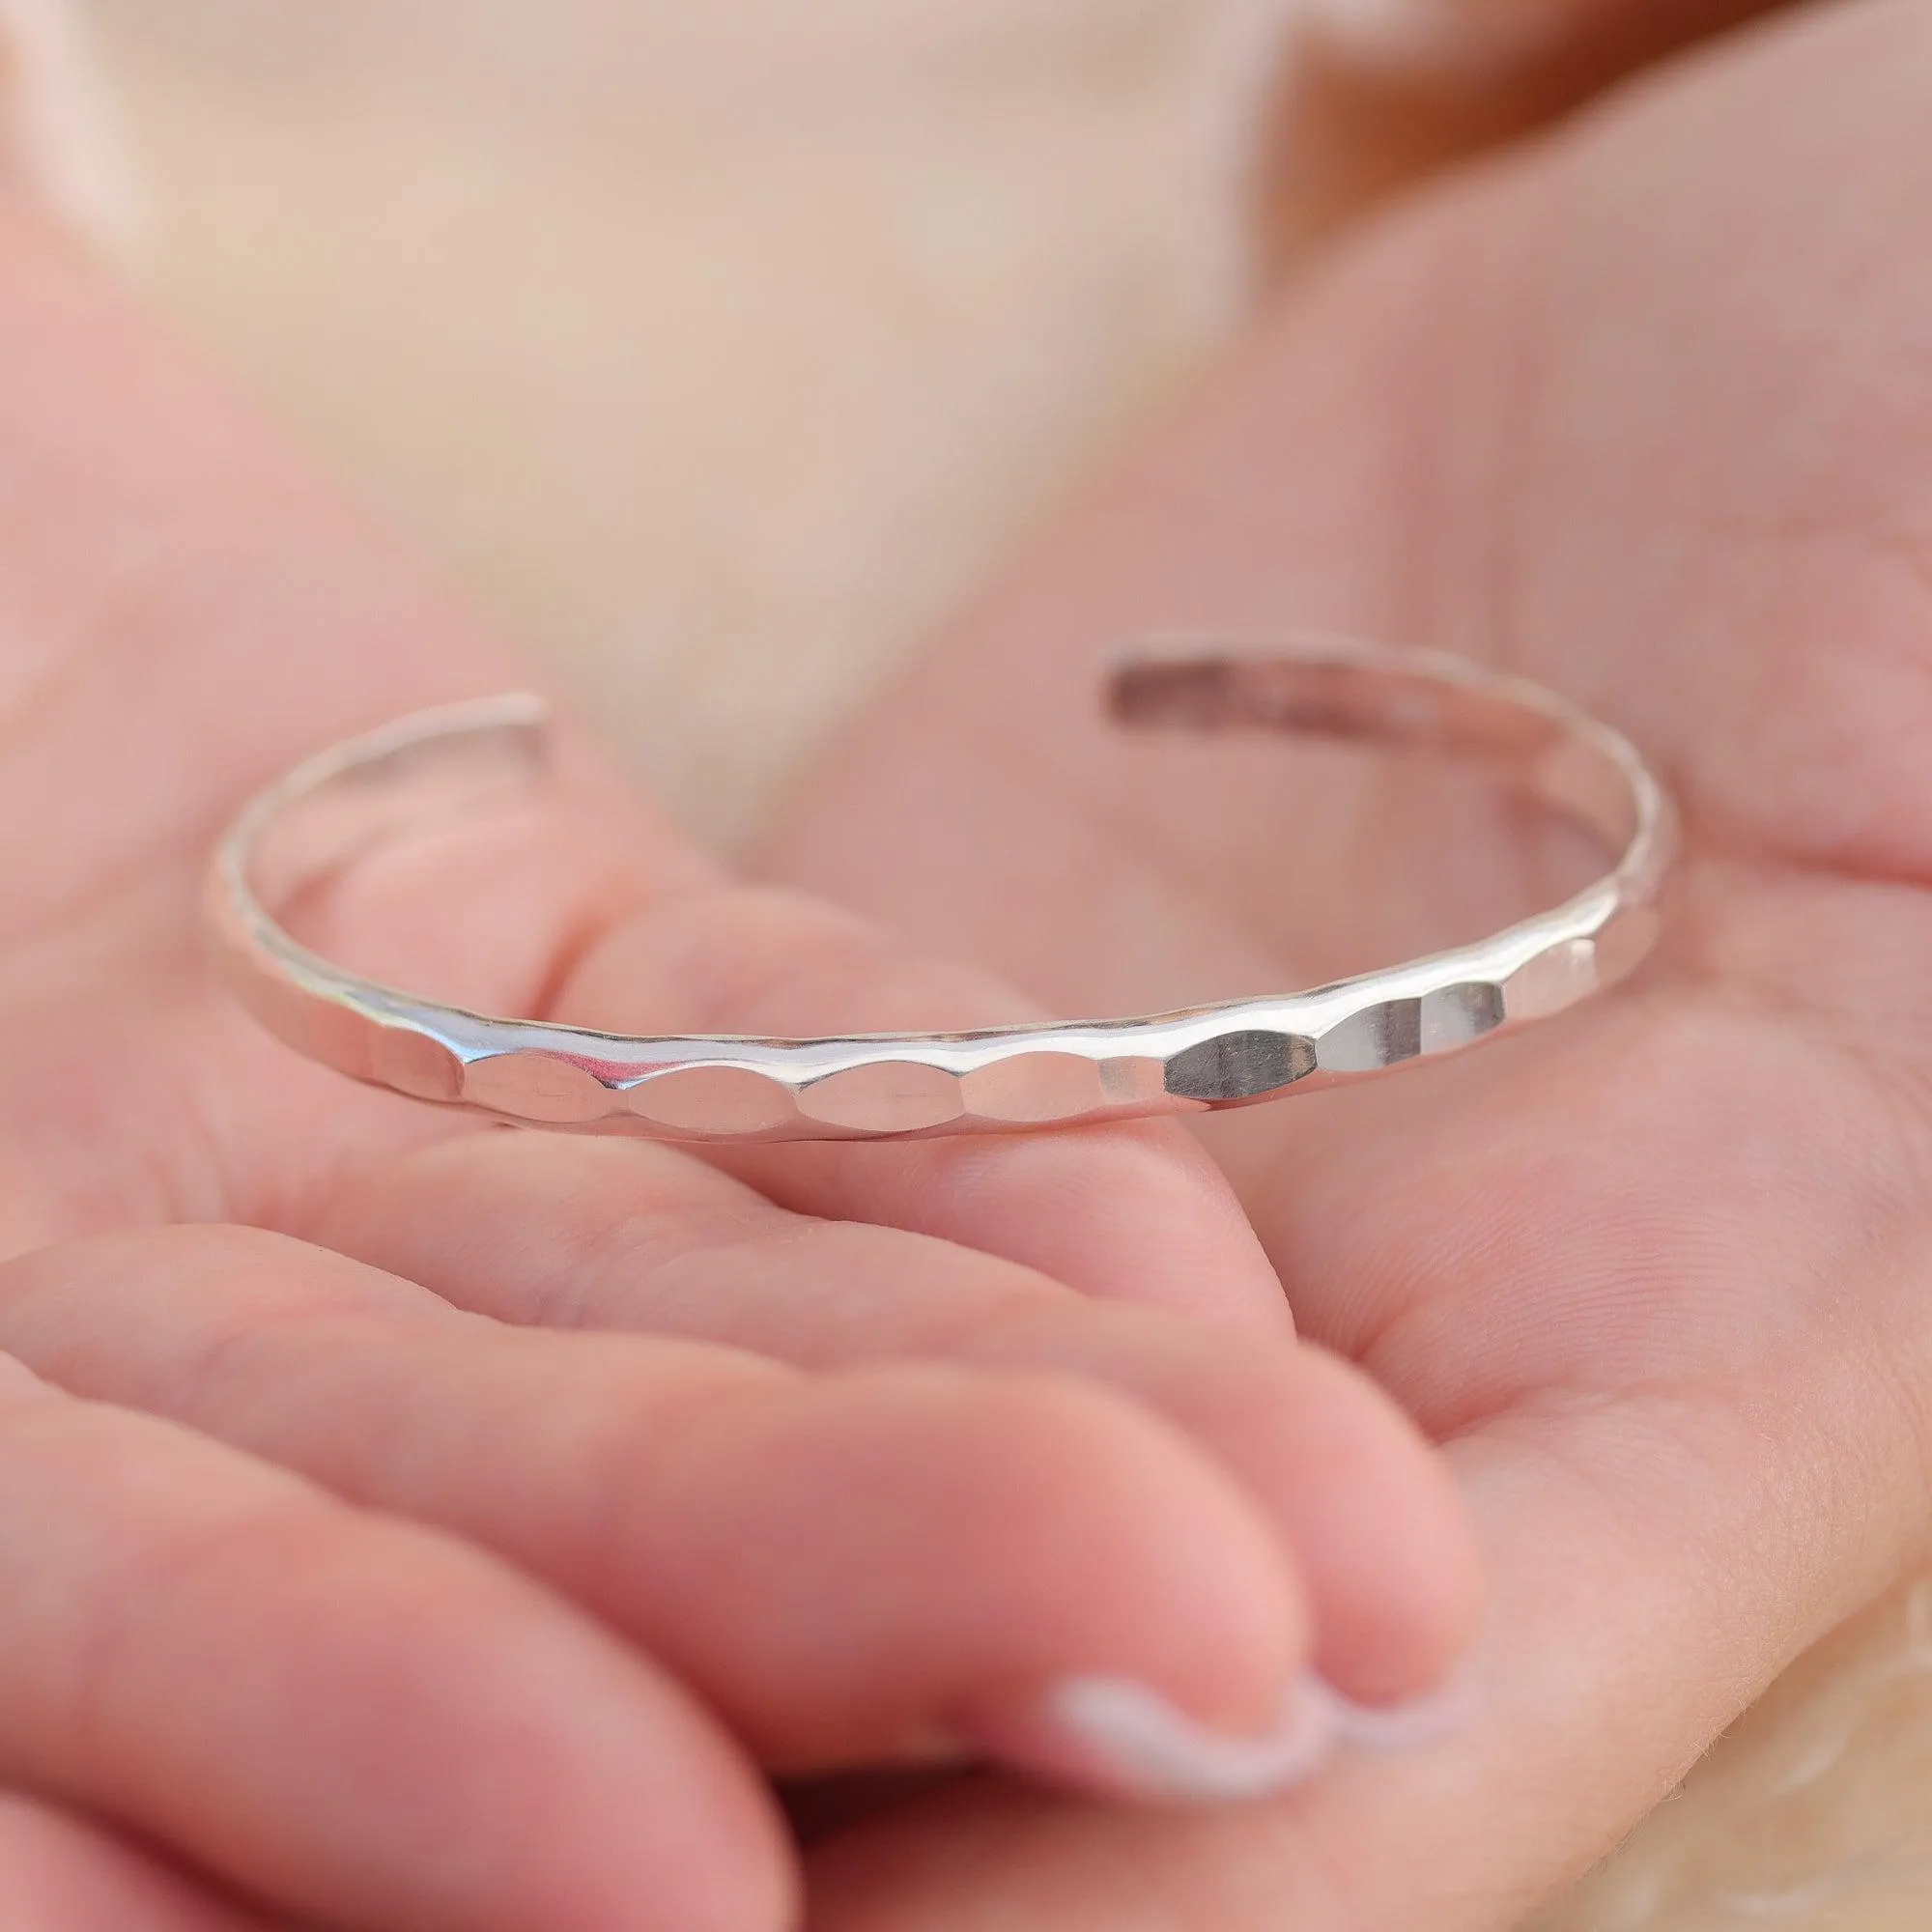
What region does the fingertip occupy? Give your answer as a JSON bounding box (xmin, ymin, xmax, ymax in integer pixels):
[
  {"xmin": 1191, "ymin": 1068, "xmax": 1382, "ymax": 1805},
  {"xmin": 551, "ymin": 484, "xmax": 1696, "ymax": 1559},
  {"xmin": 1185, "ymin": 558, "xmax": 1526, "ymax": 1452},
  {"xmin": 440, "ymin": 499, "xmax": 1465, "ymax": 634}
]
[
  {"xmin": 660, "ymin": 1365, "xmax": 1313, "ymax": 1779},
  {"xmin": 1000, "ymin": 1312, "xmax": 1485, "ymax": 1710}
]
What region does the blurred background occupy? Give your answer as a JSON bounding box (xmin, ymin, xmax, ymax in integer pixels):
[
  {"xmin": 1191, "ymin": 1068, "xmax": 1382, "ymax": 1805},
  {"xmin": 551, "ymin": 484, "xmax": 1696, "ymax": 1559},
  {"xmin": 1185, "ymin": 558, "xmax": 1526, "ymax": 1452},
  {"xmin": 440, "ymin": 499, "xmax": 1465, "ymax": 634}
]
[
  {"xmin": 16, "ymin": 0, "xmax": 1927, "ymax": 1924},
  {"xmin": 79, "ymin": 0, "xmax": 1258, "ymax": 846}
]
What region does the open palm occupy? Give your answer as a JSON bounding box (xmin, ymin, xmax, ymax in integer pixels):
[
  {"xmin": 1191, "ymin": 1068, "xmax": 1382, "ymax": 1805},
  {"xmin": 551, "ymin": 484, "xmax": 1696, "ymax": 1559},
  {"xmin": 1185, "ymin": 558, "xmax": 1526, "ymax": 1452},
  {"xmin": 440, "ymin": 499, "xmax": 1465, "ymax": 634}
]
[{"xmin": 765, "ymin": 3, "xmax": 1932, "ymax": 1922}]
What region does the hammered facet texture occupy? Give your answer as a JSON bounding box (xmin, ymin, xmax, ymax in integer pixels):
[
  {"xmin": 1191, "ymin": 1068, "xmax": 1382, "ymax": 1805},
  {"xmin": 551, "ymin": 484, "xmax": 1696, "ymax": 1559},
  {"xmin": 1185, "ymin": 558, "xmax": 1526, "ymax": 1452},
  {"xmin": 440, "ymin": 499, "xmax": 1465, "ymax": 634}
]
[{"xmin": 207, "ymin": 639, "xmax": 1676, "ymax": 1143}]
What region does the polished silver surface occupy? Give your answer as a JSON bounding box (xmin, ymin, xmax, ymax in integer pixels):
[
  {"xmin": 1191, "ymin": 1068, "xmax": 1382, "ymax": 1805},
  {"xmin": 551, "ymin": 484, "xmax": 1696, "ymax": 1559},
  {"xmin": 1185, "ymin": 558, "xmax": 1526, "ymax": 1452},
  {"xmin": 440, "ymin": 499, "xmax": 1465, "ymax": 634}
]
[{"xmin": 207, "ymin": 639, "xmax": 1676, "ymax": 1142}]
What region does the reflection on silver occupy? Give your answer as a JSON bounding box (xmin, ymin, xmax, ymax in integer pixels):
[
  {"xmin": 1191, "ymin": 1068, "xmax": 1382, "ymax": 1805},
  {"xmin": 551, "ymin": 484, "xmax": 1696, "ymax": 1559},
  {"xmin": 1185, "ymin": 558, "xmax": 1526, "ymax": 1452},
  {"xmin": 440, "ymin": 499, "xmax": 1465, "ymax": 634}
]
[{"xmin": 206, "ymin": 638, "xmax": 1676, "ymax": 1143}]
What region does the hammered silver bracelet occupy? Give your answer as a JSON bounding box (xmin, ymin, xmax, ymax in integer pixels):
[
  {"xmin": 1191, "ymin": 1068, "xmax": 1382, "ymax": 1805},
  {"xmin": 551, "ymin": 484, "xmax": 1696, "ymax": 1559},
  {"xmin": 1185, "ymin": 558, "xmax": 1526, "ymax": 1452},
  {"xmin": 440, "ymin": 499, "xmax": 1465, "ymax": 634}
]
[{"xmin": 207, "ymin": 638, "xmax": 1675, "ymax": 1144}]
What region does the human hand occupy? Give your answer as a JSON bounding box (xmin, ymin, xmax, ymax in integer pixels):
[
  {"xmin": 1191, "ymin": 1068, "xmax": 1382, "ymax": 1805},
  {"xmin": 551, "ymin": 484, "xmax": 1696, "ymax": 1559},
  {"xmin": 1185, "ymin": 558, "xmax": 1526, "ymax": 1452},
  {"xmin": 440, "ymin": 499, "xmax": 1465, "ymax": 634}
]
[
  {"xmin": 762, "ymin": 1, "xmax": 1932, "ymax": 1922},
  {"xmin": 0, "ymin": 191, "xmax": 1480, "ymax": 1925}
]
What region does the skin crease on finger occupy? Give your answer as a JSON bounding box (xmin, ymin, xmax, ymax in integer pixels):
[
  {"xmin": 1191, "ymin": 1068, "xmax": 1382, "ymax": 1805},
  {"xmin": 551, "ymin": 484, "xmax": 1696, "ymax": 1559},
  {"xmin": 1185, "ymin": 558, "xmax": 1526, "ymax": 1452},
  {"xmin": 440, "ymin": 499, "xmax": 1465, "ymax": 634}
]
[
  {"xmin": 753, "ymin": 2, "xmax": 1932, "ymax": 1926},
  {"xmin": 0, "ymin": 1794, "xmax": 270, "ymax": 1932}
]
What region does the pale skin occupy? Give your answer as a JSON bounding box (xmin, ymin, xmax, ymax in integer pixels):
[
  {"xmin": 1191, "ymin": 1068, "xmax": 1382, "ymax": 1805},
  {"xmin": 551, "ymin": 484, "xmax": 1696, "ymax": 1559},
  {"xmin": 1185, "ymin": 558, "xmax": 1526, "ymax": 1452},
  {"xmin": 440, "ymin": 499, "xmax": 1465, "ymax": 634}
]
[{"xmin": 0, "ymin": 2, "xmax": 1923, "ymax": 1930}]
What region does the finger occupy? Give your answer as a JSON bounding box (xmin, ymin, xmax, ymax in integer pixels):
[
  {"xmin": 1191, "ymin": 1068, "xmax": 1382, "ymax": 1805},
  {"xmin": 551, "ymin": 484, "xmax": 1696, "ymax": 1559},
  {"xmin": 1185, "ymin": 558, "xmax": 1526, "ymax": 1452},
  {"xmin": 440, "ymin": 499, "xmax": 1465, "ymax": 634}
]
[
  {"xmin": 0, "ymin": 1794, "xmax": 270, "ymax": 1932},
  {"xmin": 316, "ymin": 1131, "xmax": 1483, "ymax": 1706},
  {"xmin": 544, "ymin": 882, "xmax": 1297, "ymax": 1333},
  {"xmin": 0, "ymin": 1226, "xmax": 1318, "ymax": 1795},
  {"xmin": 0, "ymin": 1349, "xmax": 789, "ymax": 1932},
  {"xmin": 287, "ymin": 839, "xmax": 1293, "ymax": 1334}
]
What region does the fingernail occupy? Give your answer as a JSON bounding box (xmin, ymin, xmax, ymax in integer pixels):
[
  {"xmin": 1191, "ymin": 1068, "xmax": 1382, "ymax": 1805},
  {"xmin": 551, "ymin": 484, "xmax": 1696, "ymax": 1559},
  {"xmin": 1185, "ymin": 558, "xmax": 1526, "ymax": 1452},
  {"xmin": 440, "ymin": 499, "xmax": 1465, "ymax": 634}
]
[
  {"xmin": 1322, "ymin": 1667, "xmax": 1481, "ymax": 1751},
  {"xmin": 1031, "ymin": 1668, "xmax": 1479, "ymax": 1804}
]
